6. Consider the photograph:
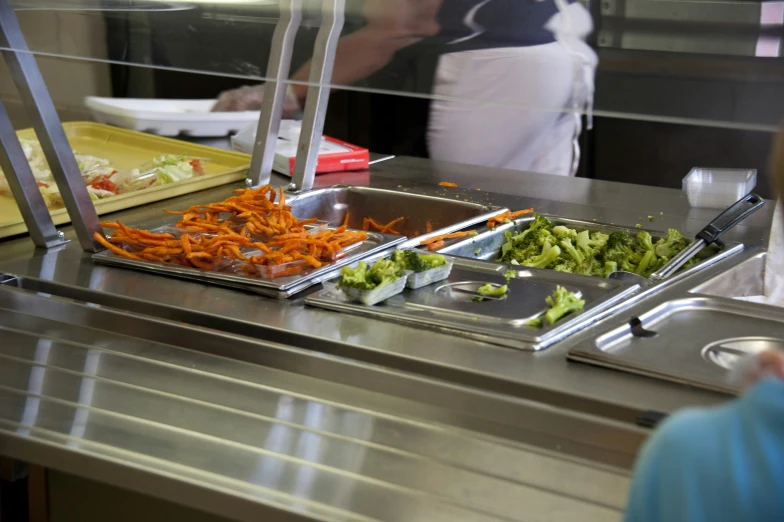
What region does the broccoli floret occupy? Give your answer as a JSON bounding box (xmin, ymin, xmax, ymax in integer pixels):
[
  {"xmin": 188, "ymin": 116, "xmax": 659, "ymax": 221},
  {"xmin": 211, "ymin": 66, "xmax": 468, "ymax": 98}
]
[
  {"xmin": 391, "ymin": 249, "xmax": 425, "ymax": 272},
  {"xmin": 504, "ymin": 269, "xmax": 517, "ymax": 282},
  {"xmin": 390, "ymin": 250, "xmax": 446, "ymax": 272},
  {"xmin": 338, "ymin": 262, "xmax": 373, "ymax": 290},
  {"xmin": 552, "ymin": 258, "xmax": 578, "ymax": 273},
  {"xmin": 368, "ymin": 258, "xmax": 403, "ymax": 286},
  {"xmin": 527, "ymin": 286, "xmax": 586, "ymax": 327},
  {"xmin": 419, "ymin": 253, "xmax": 447, "ymax": 271},
  {"xmin": 477, "ymin": 283, "xmax": 508, "ymax": 296},
  {"xmin": 473, "ymin": 283, "xmax": 508, "ymax": 302},
  {"xmin": 631, "ymin": 231, "xmax": 659, "ymax": 277},
  {"xmin": 552, "ymin": 225, "xmax": 577, "ymax": 240},
  {"xmin": 576, "ymin": 230, "xmax": 609, "ymax": 258},
  {"xmin": 602, "ymin": 232, "xmax": 641, "ymax": 275},
  {"xmin": 580, "ymin": 257, "xmax": 604, "ymax": 277},
  {"xmin": 340, "ymin": 259, "xmax": 403, "ymax": 290},
  {"xmin": 529, "ymin": 214, "xmax": 553, "ymax": 233},
  {"xmin": 498, "ymin": 214, "xmax": 556, "ymax": 264},
  {"xmin": 531, "ymin": 228, "xmax": 557, "ymax": 248},
  {"xmin": 559, "ymin": 238, "xmax": 584, "ymax": 264},
  {"xmin": 522, "ymin": 243, "xmax": 562, "ymax": 269},
  {"xmin": 635, "ymin": 231, "xmax": 655, "ymax": 253},
  {"xmin": 603, "ymin": 261, "xmax": 618, "ymax": 277},
  {"xmin": 634, "ymin": 250, "xmax": 656, "ymax": 276},
  {"xmin": 544, "ymin": 286, "xmax": 585, "ymax": 325},
  {"xmin": 607, "ymin": 231, "xmax": 634, "ymax": 251},
  {"xmin": 654, "ymin": 229, "xmax": 687, "ymax": 260}
]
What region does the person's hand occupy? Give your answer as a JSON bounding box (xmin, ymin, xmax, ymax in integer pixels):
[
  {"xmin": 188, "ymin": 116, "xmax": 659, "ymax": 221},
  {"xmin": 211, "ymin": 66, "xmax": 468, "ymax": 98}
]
[
  {"xmin": 728, "ymin": 350, "xmax": 784, "ymax": 390},
  {"xmin": 211, "ymin": 84, "xmax": 303, "ymax": 118}
]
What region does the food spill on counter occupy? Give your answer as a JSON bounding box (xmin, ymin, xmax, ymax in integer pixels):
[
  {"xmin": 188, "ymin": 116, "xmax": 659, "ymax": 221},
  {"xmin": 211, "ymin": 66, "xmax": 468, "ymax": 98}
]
[{"xmin": 526, "ymin": 286, "xmax": 585, "ymax": 327}]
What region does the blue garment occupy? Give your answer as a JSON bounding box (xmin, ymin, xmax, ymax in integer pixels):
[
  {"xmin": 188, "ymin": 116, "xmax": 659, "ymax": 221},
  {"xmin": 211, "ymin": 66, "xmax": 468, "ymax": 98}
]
[{"xmin": 625, "ymin": 378, "xmax": 784, "ymax": 522}]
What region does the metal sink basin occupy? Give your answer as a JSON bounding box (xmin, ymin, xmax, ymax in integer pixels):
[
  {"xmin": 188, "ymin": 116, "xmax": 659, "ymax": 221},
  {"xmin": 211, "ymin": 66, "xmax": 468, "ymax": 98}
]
[{"xmin": 288, "ymin": 185, "xmax": 505, "ymax": 246}]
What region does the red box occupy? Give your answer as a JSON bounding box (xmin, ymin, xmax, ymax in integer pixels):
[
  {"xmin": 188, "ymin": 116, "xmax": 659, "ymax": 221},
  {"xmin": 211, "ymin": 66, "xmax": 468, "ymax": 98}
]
[{"xmin": 273, "ymin": 135, "xmax": 369, "ymax": 177}]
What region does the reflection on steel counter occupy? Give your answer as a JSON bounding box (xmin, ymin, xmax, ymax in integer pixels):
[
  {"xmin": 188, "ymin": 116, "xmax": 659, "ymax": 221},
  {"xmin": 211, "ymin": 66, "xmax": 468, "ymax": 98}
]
[{"xmin": 0, "ymin": 282, "xmax": 635, "ymax": 521}]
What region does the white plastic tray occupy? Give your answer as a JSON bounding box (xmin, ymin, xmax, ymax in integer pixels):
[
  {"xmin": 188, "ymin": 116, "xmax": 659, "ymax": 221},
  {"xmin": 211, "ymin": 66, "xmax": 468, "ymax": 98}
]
[
  {"xmin": 323, "ymin": 277, "xmax": 407, "ymax": 306},
  {"xmin": 84, "ymin": 97, "xmax": 260, "ymax": 137},
  {"xmin": 682, "ymin": 168, "xmax": 757, "ymax": 209},
  {"xmin": 405, "ymin": 260, "xmax": 453, "ymax": 289}
]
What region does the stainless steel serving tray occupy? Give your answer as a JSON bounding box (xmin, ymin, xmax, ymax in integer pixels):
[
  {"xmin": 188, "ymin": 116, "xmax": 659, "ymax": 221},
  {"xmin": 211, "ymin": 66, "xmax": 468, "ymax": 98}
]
[
  {"xmin": 306, "ymin": 256, "xmax": 639, "ymax": 351},
  {"xmin": 286, "ymin": 185, "xmax": 507, "ymax": 249},
  {"xmin": 568, "ymin": 296, "xmax": 784, "ymax": 394},
  {"xmin": 93, "ymin": 228, "xmax": 406, "ymax": 299},
  {"xmin": 437, "ymin": 215, "xmax": 744, "ymax": 285}
]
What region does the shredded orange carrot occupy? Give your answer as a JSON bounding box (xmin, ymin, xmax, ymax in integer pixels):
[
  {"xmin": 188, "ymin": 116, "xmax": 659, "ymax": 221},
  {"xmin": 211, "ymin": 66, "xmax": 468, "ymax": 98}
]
[
  {"xmin": 439, "ymin": 181, "xmax": 458, "ymax": 188},
  {"xmin": 93, "ymin": 232, "xmax": 141, "ymax": 260},
  {"xmin": 98, "ymin": 184, "xmax": 369, "ymax": 279},
  {"xmin": 361, "ymin": 216, "xmax": 404, "ymax": 235},
  {"xmin": 380, "ymin": 217, "xmax": 404, "ymax": 234},
  {"xmin": 487, "ymin": 208, "xmax": 534, "ymax": 229},
  {"xmin": 420, "ymin": 230, "xmax": 477, "ymax": 246}
]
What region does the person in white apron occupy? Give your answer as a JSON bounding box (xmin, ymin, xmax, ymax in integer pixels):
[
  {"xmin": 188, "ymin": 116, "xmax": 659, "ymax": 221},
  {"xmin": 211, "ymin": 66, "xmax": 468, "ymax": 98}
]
[{"xmin": 214, "ymin": 0, "xmax": 597, "ymax": 177}]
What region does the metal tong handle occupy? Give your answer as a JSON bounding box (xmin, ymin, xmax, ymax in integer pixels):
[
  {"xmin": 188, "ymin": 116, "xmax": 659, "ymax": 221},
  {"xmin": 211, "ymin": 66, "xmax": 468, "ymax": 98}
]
[{"xmin": 650, "ymin": 193, "xmax": 765, "ymax": 281}]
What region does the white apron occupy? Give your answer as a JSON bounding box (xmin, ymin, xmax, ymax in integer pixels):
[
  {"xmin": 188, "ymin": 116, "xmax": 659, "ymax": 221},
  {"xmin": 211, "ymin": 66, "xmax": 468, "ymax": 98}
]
[{"xmin": 427, "ymin": 1, "xmax": 597, "ymax": 176}]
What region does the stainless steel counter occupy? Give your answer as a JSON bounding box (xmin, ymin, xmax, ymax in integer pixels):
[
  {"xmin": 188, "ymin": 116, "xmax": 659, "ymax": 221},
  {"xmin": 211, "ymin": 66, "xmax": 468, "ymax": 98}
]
[{"xmin": 0, "ymin": 155, "xmax": 775, "ymax": 521}]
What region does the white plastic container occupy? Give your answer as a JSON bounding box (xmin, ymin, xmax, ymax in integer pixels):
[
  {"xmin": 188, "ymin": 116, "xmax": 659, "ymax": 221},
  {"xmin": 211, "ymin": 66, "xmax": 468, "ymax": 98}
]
[
  {"xmin": 405, "ymin": 260, "xmax": 453, "ymax": 289},
  {"xmin": 85, "ymin": 97, "xmax": 260, "ymax": 137},
  {"xmin": 683, "ymin": 168, "xmax": 757, "ymax": 209},
  {"xmin": 324, "ymin": 276, "xmax": 407, "ymax": 306}
]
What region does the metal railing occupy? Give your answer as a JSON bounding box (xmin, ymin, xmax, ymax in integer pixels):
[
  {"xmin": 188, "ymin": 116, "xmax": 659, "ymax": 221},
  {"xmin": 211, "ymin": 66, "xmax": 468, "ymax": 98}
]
[{"xmin": 0, "ymin": 0, "xmax": 342, "ymax": 251}]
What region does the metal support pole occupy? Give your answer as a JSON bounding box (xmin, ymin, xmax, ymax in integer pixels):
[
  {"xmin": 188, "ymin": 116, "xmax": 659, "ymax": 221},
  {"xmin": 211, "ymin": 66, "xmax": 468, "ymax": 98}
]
[
  {"xmin": 247, "ymin": 0, "xmax": 303, "ymax": 187},
  {"xmin": 0, "ymin": 98, "xmax": 65, "ymax": 248},
  {"xmin": 289, "ymin": 0, "xmax": 345, "ymax": 193},
  {"xmin": 0, "ymin": 0, "xmax": 102, "ymax": 252}
]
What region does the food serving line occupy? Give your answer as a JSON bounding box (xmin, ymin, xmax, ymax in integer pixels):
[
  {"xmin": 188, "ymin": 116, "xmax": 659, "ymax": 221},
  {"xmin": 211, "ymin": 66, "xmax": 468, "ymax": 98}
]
[
  {"xmin": 0, "ymin": 0, "xmax": 780, "ymax": 517},
  {"xmin": 0, "ymin": 155, "xmax": 777, "ymax": 521}
]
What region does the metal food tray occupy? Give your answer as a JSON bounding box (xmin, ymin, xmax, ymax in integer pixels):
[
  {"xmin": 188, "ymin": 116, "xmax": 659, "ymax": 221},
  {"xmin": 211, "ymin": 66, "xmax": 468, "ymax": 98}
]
[
  {"xmin": 568, "ymin": 296, "xmax": 784, "ymax": 394},
  {"xmin": 286, "ymin": 185, "xmax": 507, "ymax": 249},
  {"xmin": 306, "ymin": 256, "xmax": 639, "ymax": 351},
  {"xmin": 92, "ymin": 228, "xmax": 405, "ymax": 299},
  {"xmin": 437, "ymin": 215, "xmax": 743, "ymax": 285}
]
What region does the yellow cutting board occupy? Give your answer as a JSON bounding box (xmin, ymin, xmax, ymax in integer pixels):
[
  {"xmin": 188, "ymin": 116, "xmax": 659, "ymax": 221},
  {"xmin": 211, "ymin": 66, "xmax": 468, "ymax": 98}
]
[{"xmin": 0, "ymin": 121, "xmax": 251, "ymax": 239}]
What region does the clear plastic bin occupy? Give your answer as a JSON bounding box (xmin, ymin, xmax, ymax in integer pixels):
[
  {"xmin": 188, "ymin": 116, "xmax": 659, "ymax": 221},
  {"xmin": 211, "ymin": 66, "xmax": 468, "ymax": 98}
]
[
  {"xmin": 324, "ymin": 276, "xmax": 407, "ymax": 306},
  {"xmin": 405, "ymin": 260, "xmax": 453, "ymax": 289},
  {"xmin": 683, "ymin": 168, "xmax": 757, "ymax": 209}
]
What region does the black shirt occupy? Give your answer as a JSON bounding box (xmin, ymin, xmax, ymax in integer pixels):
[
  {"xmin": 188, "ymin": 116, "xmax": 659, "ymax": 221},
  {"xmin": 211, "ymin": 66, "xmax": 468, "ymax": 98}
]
[{"xmin": 436, "ymin": 0, "xmax": 572, "ymax": 54}]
